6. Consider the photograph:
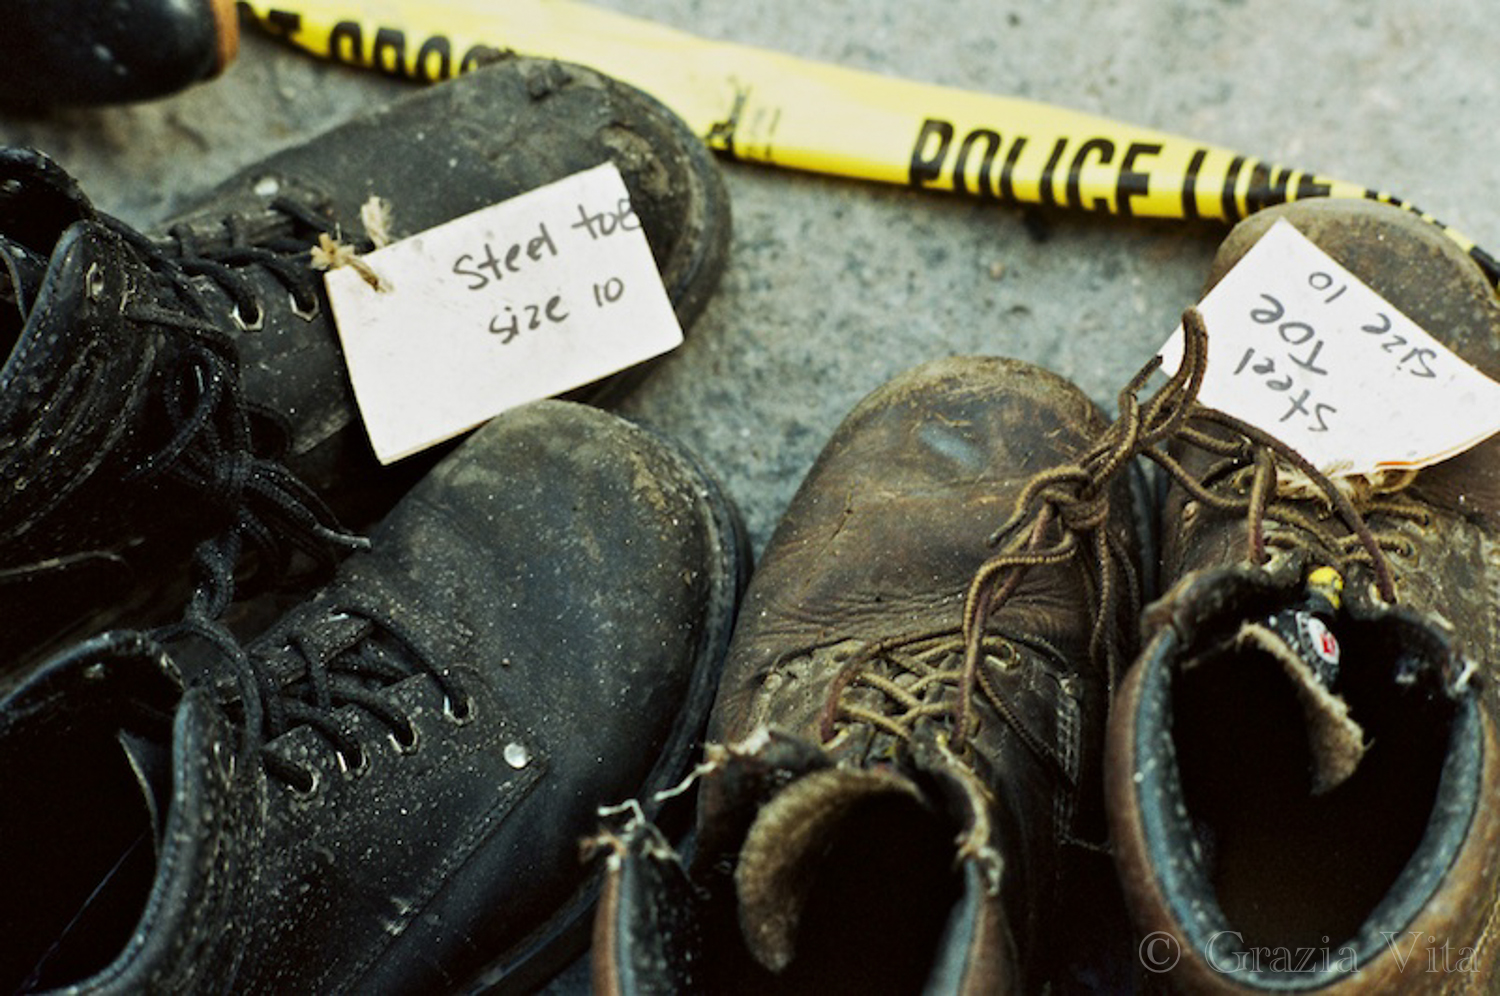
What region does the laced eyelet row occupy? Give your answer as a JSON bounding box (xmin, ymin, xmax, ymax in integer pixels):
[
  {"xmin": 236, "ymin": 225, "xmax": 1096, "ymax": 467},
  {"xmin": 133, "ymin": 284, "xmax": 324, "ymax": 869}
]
[
  {"xmin": 279, "ymin": 691, "xmax": 483, "ymax": 798},
  {"xmin": 181, "ymin": 599, "xmax": 481, "ymax": 799}
]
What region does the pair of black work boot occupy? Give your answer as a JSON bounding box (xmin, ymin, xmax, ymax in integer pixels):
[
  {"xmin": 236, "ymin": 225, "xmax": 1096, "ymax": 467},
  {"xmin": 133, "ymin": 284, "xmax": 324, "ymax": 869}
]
[
  {"xmin": 593, "ymin": 199, "xmax": 1500, "ymax": 994},
  {"xmin": 0, "ymin": 56, "xmax": 746, "ymax": 993}
]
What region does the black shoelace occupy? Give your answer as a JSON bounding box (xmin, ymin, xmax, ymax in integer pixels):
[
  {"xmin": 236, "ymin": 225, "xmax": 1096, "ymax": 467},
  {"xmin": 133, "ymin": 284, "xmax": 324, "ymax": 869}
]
[
  {"xmin": 104, "ymin": 196, "xmax": 476, "ymax": 787},
  {"xmin": 150, "ymin": 194, "xmax": 339, "ymax": 329},
  {"xmin": 94, "ymin": 200, "xmax": 367, "ymax": 610},
  {"xmin": 172, "ymin": 602, "xmax": 472, "ymax": 790}
]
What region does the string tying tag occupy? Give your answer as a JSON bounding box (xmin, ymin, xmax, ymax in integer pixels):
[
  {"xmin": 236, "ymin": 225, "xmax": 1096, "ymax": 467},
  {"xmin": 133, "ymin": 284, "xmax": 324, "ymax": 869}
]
[{"xmin": 309, "ymin": 195, "xmax": 395, "ymax": 291}]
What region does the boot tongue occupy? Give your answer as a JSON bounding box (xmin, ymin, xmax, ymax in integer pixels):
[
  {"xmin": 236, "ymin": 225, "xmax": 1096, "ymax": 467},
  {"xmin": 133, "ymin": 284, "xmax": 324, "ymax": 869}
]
[
  {"xmin": 734, "ymin": 765, "xmax": 923, "ymax": 972},
  {"xmin": 1232, "ymin": 601, "xmax": 1366, "ymax": 795},
  {"xmin": 116, "ymin": 728, "xmax": 173, "ymax": 852}
]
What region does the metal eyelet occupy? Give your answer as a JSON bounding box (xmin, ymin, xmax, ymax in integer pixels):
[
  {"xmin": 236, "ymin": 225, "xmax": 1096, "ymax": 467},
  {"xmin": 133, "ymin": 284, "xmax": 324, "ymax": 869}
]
[
  {"xmin": 212, "ymin": 739, "xmax": 237, "ymax": 782},
  {"xmin": 389, "ymin": 722, "xmax": 420, "ymax": 755},
  {"xmin": 337, "ymin": 746, "xmax": 370, "ymax": 779},
  {"xmin": 289, "ymin": 765, "xmax": 321, "ymax": 799},
  {"xmin": 503, "ymin": 741, "xmax": 532, "ymax": 769},
  {"xmin": 85, "ymin": 262, "xmax": 106, "ymax": 300},
  {"xmin": 290, "ymin": 292, "xmax": 320, "ymax": 321},
  {"xmin": 231, "ymin": 302, "xmax": 264, "ymax": 332},
  {"xmin": 443, "ymin": 694, "xmax": 477, "ymax": 726}
]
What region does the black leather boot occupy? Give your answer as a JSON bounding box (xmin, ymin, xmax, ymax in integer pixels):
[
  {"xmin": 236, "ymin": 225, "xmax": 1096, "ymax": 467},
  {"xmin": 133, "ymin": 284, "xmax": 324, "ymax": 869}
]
[{"xmin": 0, "ymin": 398, "xmax": 747, "ymax": 993}]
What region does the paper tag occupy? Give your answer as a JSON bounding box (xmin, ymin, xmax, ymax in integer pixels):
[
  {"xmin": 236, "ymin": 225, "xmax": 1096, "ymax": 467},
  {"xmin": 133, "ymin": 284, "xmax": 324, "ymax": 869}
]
[
  {"xmin": 324, "ymin": 162, "xmax": 683, "ymax": 464},
  {"xmin": 1159, "ymin": 219, "xmax": 1500, "ymax": 476}
]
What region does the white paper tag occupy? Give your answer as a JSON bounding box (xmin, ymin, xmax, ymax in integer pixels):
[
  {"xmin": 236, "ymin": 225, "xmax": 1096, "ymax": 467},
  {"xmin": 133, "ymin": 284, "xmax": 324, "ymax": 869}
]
[
  {"xmin": 1159, "ymin": 219, "xmax": 1500, "ymax": 476},
  {"xmin": 324, "ymin": 162, "xmax": 683, "ymax": 464}
]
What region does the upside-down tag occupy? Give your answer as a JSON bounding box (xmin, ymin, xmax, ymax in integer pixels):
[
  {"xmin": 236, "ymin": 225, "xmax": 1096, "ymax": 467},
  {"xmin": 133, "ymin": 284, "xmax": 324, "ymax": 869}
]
[
  {"xmin": 323, "ymin": 162, "xmax": 682, "ymax": 464},
  {"xmin": 1158, "ymin": 219, "xmax": 1500, "ymax": 477}
]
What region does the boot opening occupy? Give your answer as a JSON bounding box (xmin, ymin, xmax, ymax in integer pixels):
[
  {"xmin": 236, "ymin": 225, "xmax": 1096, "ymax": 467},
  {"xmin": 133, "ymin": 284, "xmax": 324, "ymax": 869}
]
[
  {"xmin": 1171, "ymin": 618, "xmax": 1456, "ymax": 952},
  {"xmin": 0, "ymin": 718, "xmax": 162, "ymax": 992},
  {"xmin": 712, "ymin": 773, "xmax": 963, "ymax": 994}
]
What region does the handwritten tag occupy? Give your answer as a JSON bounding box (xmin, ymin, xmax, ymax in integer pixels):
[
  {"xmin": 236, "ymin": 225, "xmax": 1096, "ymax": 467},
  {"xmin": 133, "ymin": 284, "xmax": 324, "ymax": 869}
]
[
  {"xmin": 324, "ymin": 162, "xmax": 682, "ymax": 464},
  {"xmin": 1159, "ymin": 219, "xmax": 1500, "ymax": 476}
]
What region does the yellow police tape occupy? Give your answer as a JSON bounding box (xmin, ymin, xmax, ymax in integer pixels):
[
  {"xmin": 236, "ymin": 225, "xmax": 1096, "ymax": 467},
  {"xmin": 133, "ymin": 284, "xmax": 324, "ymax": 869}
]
[{"xmin": 240, "ymin": 0, "xmax": 1500, "ymax": 286}]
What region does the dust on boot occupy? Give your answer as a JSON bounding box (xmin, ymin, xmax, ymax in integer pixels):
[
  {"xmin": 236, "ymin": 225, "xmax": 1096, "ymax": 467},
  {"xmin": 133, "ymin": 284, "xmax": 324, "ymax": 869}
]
[
  {"xmin": 593, "ymin": 356, "xmax": 1145, "ymax": 993},
  {"xmin": 152, "ymin": 53, "xmax": 730, "ymax": 528},
  {"xmin": 0, "ymin": 54, "xmax": 729, "ymax": 671},
  {"xmin": 0, "ymin": 400, "xmax": 747, "ymax": 993},
  {"xmin": 1107, "ymin": 200, "xmax": 1500, "ymax": 992},
  {"xmin": 0, "ymin": 148, "xmax": 354, "ymax": 680}
]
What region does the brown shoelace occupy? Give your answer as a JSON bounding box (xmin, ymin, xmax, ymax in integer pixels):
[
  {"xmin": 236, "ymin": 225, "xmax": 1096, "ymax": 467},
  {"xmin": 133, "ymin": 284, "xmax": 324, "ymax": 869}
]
[{"xmin": 824, "ymin": 308, "xmax": 1401, "ymax": 762}]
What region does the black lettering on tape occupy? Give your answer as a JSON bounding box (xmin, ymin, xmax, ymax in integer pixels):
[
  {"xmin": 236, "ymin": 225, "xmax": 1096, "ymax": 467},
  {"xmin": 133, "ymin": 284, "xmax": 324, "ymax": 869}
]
[
  {"xmin": 1221, "ymin": 154, "xmax": 1247, "ymax": 220},
  {"xmin": 329, "ymin": 20, "xmax": 363, "ymax": 65},
  {"xmin": 1038, "ymin": 138, "xmax": 1068, "ymax": 208},
  {"xmin": 999, "ymin": 137, "xmax": 1028, "ymax": 201},
  {"xmin": 1116, "ymin": 142, "xmax": 1160, "ymax": 217},
  {"xmin": 910, "ymin": 118, "xmax": 955, "ymax": 188},
  {"xmin": 1366, "ymin": 190, "xmax": 1411, "ymax": 209},
  {"xmin": 459, "ymin": 44, "xmax": 504, "ymax": 73},
  {"xmin": 1472, "ymin": 246, "xmax": 1500, "ymax": 286},
  {"xmin": 954, "ymin": 129, "xmax": 1002, "ymax": 198},
  {"xmin": 1243, "ymin": 162, "xmax": 1270, "ymax": 212},
  {"xmin": 372, "ymin": 27, "xmax": 406, "ymax": 76},
  {"xmin": 250, "ymin": 7, "xmax": 302, "ymax": 37},
  {"xmin": 706, "ymin": 85, "xmax": 748, "ymax": 159},
  {"xmin": 1182, "ymin": 148, "xmax": 1208, "ymax": 220},
  {"xmin": 1295, "ymin": 173, "xmax": 1332, "ymax": 200},
  {"xmin": 1246, "ymin": 165, "xmax": 1294, "ymax": 213},
  {"xmin": 1066, "ymin": 138, "xmax": 1115, "ymax": 211},
  {"xmin": 415, "ymin": 35, "xmax": 452, "ymax": 81}
]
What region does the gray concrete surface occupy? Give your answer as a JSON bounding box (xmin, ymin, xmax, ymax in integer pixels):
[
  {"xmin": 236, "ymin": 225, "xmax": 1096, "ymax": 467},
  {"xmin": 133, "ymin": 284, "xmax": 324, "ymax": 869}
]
[
  {"xmin": 8, "ymin": 2, "xmax": 1497, "ymax": 556},
  {"xmin": 4, "ymin": 2, "xmax": 1497, "ymax": 991}
]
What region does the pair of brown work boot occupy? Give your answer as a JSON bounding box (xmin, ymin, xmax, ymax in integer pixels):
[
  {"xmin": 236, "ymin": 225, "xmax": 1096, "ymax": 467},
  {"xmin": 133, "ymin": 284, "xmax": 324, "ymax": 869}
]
[{"xmin": 590, "ymin": 198, "xmax": 1500, "ymax": 993}]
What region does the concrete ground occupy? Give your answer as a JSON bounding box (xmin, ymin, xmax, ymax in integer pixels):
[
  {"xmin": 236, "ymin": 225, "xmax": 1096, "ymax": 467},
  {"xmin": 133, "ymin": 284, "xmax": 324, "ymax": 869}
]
[
  {"xmin": 10, "ymin": 2, "xmax": 1499, "ymax": 555},
  {"xmin": 4, "ymin": 1, "xmax": 1498, "ymax": 991}
]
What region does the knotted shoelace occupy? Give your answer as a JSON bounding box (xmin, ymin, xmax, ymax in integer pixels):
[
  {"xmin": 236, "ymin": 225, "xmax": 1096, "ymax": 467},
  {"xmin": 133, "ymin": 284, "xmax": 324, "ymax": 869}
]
[
  {"xmin": 99, "ymin": 198, "xmax": 367, "ymax": 605},
  {"xmin": 823, "ymin": 308, "xmax": 1400, "ymax": 762}
]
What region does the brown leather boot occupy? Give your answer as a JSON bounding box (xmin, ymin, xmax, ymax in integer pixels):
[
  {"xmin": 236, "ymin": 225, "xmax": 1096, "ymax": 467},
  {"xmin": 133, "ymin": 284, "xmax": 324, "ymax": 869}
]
[
  {"xmin": 591, "ymin": 356, "xmax": 1143, "ymax": 993},
  {"xmin": 1107, "ymin": 200, "xmax": 1500, "ymax": 991}
]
